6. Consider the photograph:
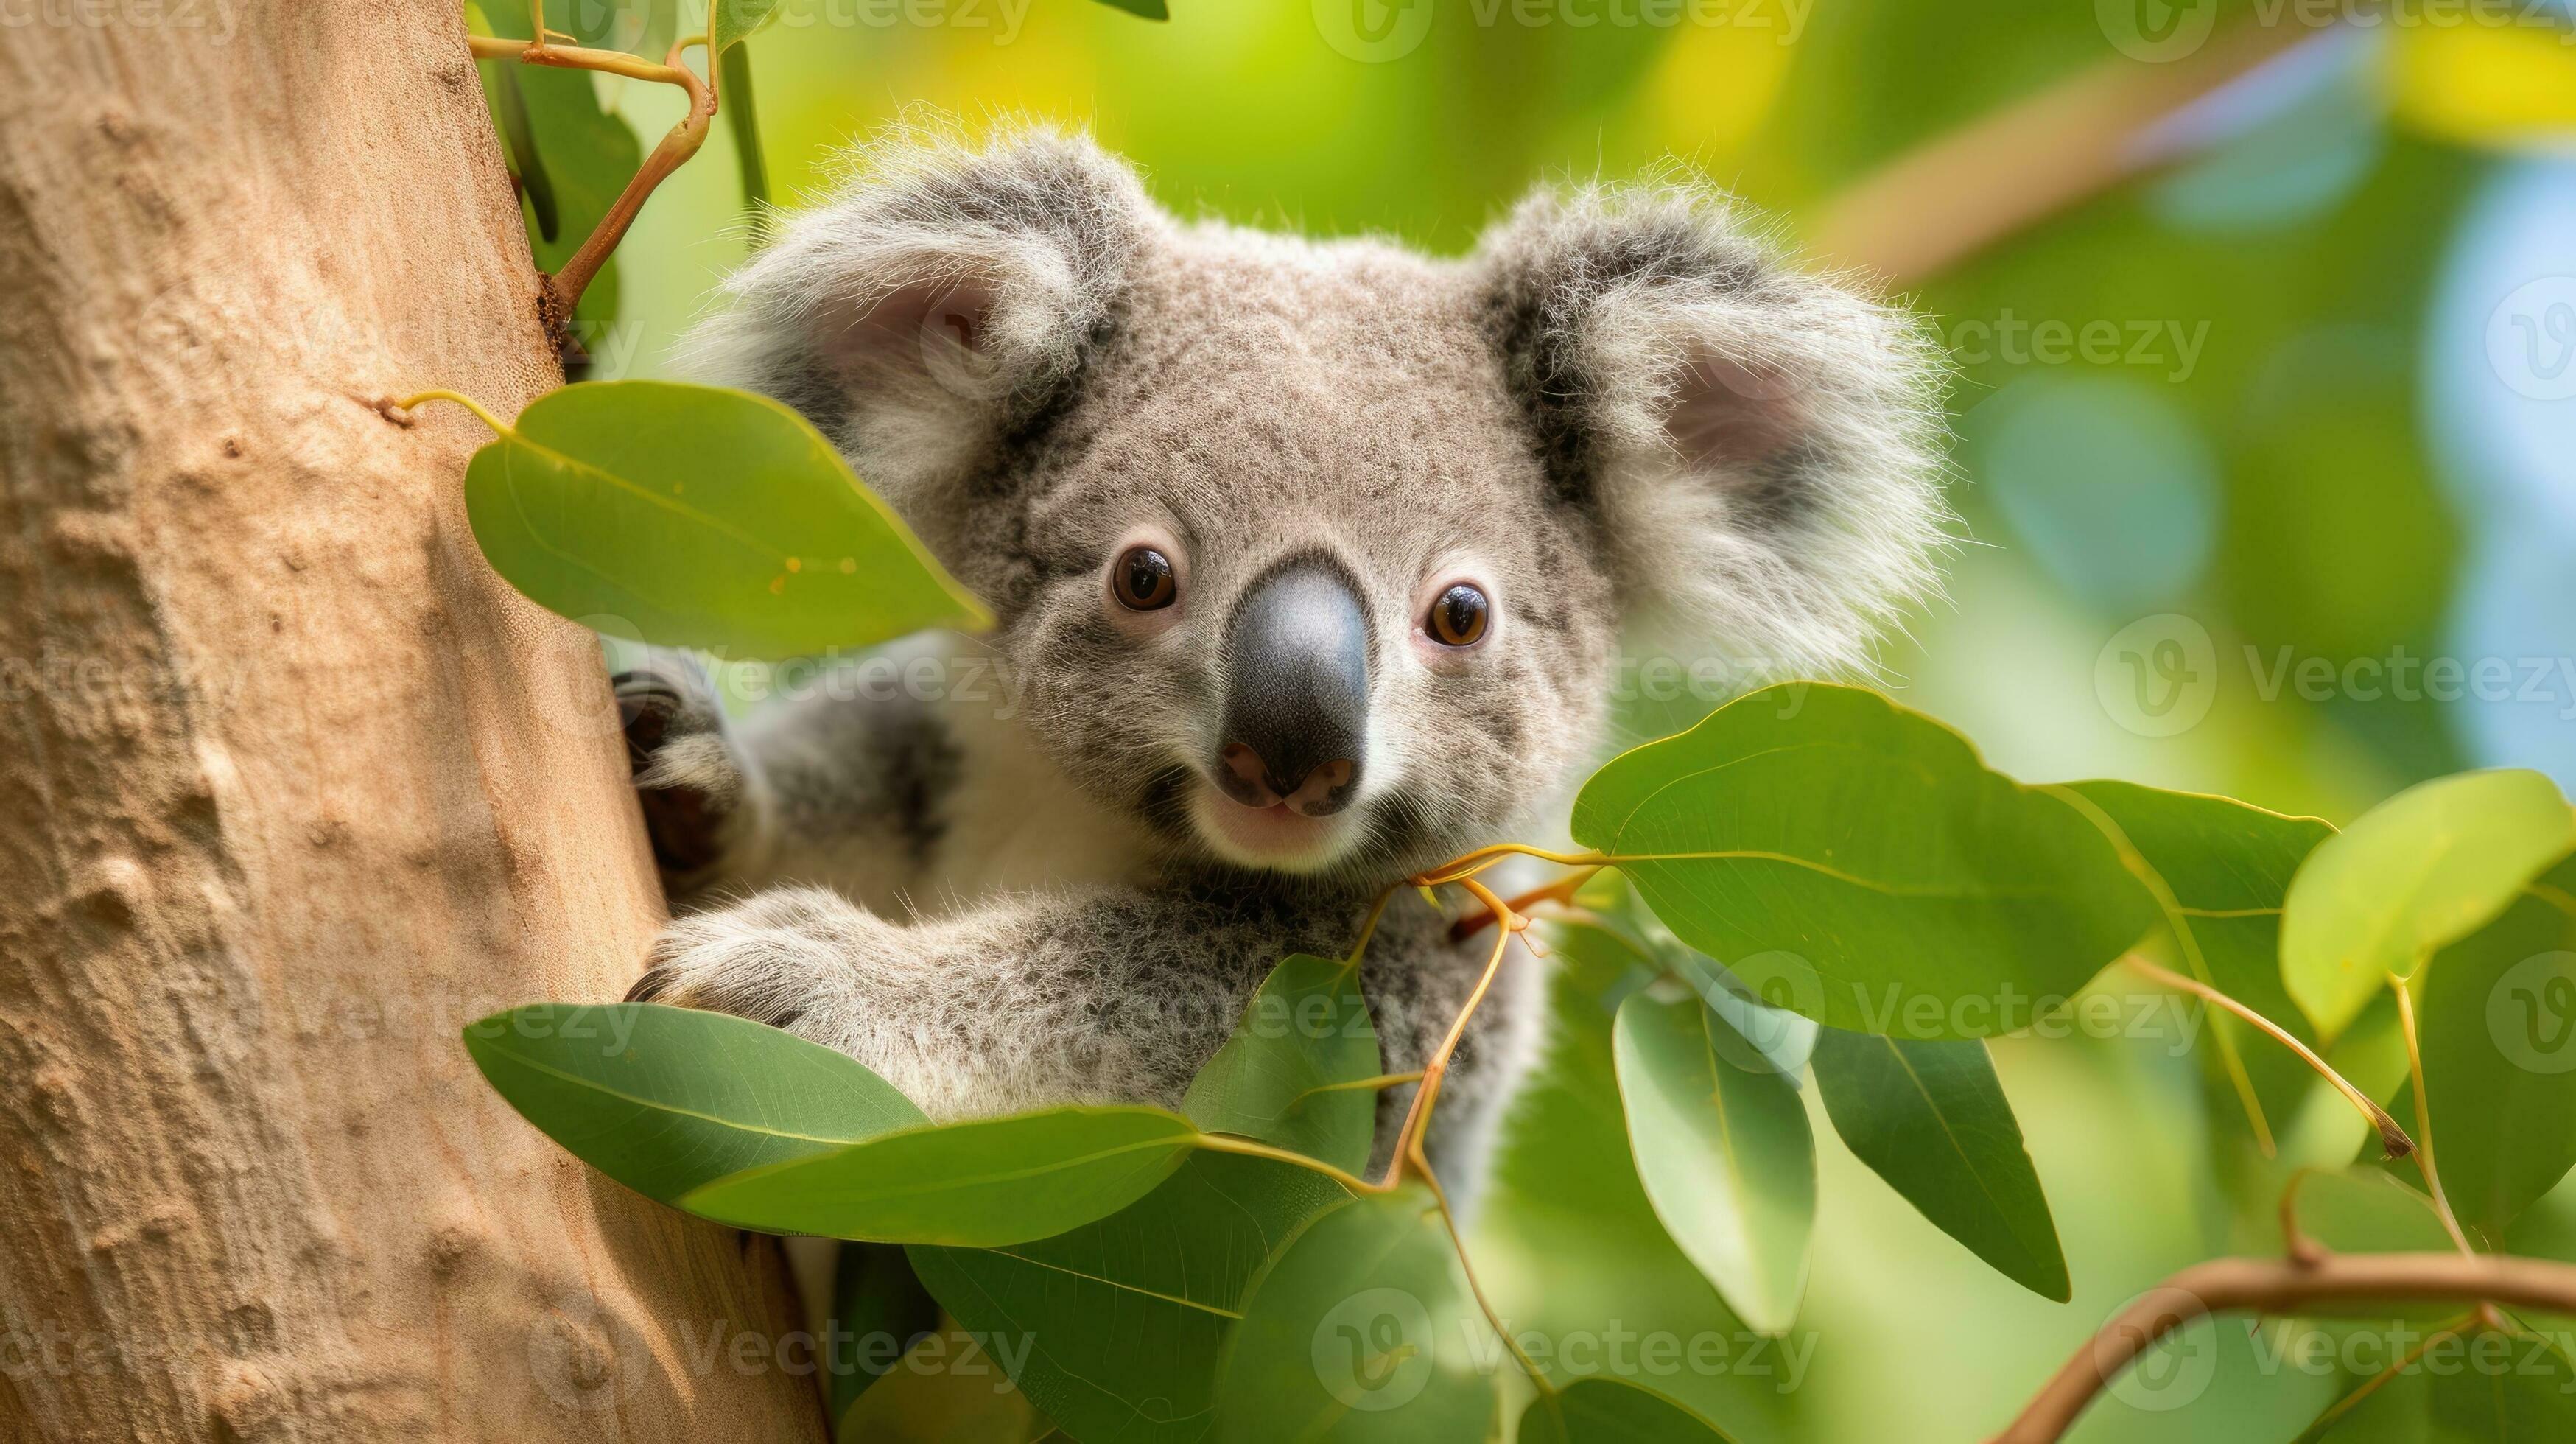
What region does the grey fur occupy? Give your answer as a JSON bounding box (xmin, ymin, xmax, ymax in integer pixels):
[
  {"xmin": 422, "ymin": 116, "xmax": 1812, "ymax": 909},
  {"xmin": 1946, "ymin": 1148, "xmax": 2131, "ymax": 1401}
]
[{"xmin": 623, "ymin": 122, "xmax": 1948, "ymax": 1202}]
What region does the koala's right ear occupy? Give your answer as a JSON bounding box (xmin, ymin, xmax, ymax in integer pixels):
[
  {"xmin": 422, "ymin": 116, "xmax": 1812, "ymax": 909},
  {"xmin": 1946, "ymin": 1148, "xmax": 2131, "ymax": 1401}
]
[{"xmin": 681, "ymin": 124, "xmax": 1154, "ymax": 523}]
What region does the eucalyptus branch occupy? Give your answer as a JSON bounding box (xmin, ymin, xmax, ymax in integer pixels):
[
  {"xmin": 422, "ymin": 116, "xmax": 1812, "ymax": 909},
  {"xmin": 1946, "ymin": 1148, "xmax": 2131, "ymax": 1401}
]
[
  {"xmin": 1186, "ymin": 1132, "xmax": 1383, "ymax": 1197},
  {"xmin": 1410, "ymin": 1135, "xmax": 1557, "ymax": 1397},
  {"xmin": 463, "ymin": 29, "xmax": 719, "ymax": 339},
  {"xmin": 1814, "ymin": 8, "xmax": 2342, "ymax": 283},
  {"xmin": 2389, "ymin": 978, "xmax": 2476, "ymax": 1255},
  {"xmin": 2122, "ymin": 956, "xmax": 2415, "ymax": 1160},
  {"xmin": 467, "ymin": 33, "xmax": 695, "ymax": 88},
  {"xmin": 1452, "ymin": 866, "xmax": 1601, "ymax": 942},
  {"xmin": 1380, "ymin": 875, "xmax": 1526, "ymax": 1188},
  {"xmin": 1992, "ymin": 1252, "xmax": 2576, "ymax": 1444}
]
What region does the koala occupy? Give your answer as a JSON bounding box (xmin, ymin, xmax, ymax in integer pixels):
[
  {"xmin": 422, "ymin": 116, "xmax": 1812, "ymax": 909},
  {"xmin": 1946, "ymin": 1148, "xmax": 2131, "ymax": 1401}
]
[{"xmin": 617, "ymin": 123, "xmax": 1945, "ymax": 1201}]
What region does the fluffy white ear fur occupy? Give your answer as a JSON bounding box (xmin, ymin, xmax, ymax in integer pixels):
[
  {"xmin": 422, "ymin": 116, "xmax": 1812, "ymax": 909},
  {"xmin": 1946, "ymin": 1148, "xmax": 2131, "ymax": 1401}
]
[
  {"xmin": 1478, "ymin": 177, "xmax": 1952, "ymax": 679},
  {"xmin": 679, "ymin": 122, "xmax": 1155, "ymax": 524}
]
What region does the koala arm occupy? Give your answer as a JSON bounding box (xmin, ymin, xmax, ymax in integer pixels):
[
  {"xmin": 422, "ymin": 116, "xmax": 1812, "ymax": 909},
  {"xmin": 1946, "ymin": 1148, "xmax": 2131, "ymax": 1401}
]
[
  {"xmin": 626, "ymin": 884, "xmax": 1331, "ymax": 1121},
  {"xmin": 614, "ymin": 658, "xmax": 955, "ymax": 903},
  {"xmin": 622, "ymin": 882, "xmax": 1542, "ymax": 1194}
]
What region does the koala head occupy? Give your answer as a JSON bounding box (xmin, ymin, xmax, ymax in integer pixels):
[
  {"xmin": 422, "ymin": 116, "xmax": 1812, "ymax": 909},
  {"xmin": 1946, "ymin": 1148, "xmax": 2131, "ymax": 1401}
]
[{"xmin": 687, "ymin": 125, "xmax": 1947, "ymax": 886}]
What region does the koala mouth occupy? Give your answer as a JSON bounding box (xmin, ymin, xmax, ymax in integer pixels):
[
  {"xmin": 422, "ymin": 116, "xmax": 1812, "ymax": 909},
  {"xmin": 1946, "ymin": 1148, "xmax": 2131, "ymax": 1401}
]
[{"xmin": 1187, "ymin": 777, "xmax": 1363, "ymax": 874}]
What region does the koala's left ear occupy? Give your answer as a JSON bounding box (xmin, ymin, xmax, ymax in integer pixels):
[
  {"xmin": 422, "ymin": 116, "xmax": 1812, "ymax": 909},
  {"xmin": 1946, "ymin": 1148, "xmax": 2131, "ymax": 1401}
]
[{"xmin": 1476, "ymin": 178, "xmax": 1951, "ymax": 677}]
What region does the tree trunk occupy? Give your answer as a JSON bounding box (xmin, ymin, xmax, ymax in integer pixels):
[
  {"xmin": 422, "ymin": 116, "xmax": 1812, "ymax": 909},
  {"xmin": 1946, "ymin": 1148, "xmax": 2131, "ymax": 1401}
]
[{"xmin": 0, "ymin": 7, "xmax": 826, "ymax": 1441}]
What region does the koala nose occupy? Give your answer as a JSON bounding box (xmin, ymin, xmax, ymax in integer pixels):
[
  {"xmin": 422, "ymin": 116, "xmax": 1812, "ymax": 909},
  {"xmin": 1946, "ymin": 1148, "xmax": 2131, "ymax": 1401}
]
[{"xmin": 1215, "ymin": 558, "xmax": 1369, "ymax": 819}]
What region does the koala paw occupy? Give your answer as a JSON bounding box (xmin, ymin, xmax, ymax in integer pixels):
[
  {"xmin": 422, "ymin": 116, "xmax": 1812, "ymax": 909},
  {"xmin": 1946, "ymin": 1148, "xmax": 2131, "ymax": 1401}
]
[
  {"xmin": 613, "ymin": 662, "xmax": 743, "ymax": 877},
  {"xmin": 624, "ymin": 887, "xmax": 874, "ymax": 1040}
]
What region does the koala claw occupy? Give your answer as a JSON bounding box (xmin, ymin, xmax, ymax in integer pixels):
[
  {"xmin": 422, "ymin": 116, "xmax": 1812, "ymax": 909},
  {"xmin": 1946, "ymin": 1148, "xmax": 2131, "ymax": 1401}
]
[
  {"xmin": 624, "ymin": 886, "xmax": 874, "ymax": 1039},
  {"xmin": 613, "ymin": 665, "xmax": 743, "ymax": 878}
]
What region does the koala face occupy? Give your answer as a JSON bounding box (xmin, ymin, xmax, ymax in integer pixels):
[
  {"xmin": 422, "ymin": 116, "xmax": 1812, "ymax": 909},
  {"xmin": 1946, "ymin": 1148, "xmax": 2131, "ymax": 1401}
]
[{"xmin": 688, "ymin": 125, "xmax": 1946, "ymax": 885}]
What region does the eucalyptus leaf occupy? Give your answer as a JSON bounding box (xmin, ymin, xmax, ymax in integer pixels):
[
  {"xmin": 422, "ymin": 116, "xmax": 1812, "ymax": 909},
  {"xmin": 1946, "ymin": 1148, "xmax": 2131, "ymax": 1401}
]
[
  {"xmin": 826, "ymin": 1243, "xmax": 940, "ymax": 1423},
  {"xmin": 1573, "ymin": 685, "xmax": 2156, "ymax": 1037},
  {"xmin": 711, "ymin": 0, "xmax": 785, "ymax": 49},
  {"xmin": 2281, "ymin": 769, "xmax": 2574, "ymax": 1040},
  {"xmin": 2309, "ymin": 1326, "xmax": 2576, "ymax": 1441},
  {"xmin": 911, "ymin": 1152, "xmax": 1344, "ymax": 1444},
  {"xmin": 461, "ymin": 380, "xmax": 991, "ymax": 657},
  {"xmin": 1519, "ymin": 1377, "xmax": 1738, "ymax": 1443},
  {"xmin": 1092, "ymin": 0, "xmax": 1171, "ymax": 16},
  {"xmin": 1183, "ymin": 953, "xmax": 1383, "ymax": 1175},
  {"xmin": 2055, "ymin": 781, "xmax": 2334, "ymax": 1150},
  {"xmin": 2401, "ymin": 855, "xmax": 2576, "ymax": 1240},
  {"xmin": 1583, "ymin": 881, "xmax": 1817, "ymax": 1078},
  {"xmin": 835, "ymin": 1331, "xmax": 1057, "ymax": 1443},
  {"xmin": 680, "ymin": 1105, "xmax": 1197, "ymax": 1246},
  {"xmin": 1612, "ymin": 995, "xmax": 1815, "ymax": 1335},
  {"xmin": 463, "ymin": 1002, "xmax": 923, "ymax": 1202},
  {"xmin": 1810, "ymin": 1030, "xmax": 2068, "ymax": 1301},
  {"xmin": 1214, "ymin": 1190, "xmax": 1498, "ymax": 1443}
]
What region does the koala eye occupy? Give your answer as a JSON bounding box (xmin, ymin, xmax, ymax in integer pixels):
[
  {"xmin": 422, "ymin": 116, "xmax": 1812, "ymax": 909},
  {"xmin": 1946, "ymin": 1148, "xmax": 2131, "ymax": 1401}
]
[
  {"xmin": 1113, "ymin": 546, "xmax": 1177, "ymax": 611},
  {"xmin": 1426, "ymin": 583, "xmax": 1490, "ymax": 648}
]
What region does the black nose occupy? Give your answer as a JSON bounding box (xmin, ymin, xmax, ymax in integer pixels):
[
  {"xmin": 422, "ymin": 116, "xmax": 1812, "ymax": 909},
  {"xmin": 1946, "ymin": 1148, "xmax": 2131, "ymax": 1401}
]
[{"xmin": 1215, "ymin": 559, "xmax": 1369, "ymax": 818}]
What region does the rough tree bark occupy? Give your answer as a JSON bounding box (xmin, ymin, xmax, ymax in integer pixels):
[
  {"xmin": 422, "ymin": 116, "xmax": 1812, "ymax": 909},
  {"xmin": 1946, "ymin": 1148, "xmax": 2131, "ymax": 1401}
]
[{"xmin": 0, "ymin": 6, "xmax": 827, "ymax": 1440}]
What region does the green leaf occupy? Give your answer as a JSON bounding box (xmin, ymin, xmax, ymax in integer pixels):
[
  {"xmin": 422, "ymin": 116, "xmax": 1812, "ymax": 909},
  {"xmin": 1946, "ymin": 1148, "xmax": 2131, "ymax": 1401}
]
[
  {"xmin": 2404, "ymin": 856, "xmax": 2576, "ymax": 1240},
  {"xmin": 2309, "ymin": 1327, "xmax": 2576, "ymax": 1441},
  {"xmin": 1612, "ymin": 994, "xmax": 1815, "ymax": 1334},
  {"xmin": 463, "ymin": 1002, "xmax": 923, "ymax": 1202},
  {"xmin": 710, "ymin": 0, "xmax": 786, "ymax": 50},
  {"xmin": 462, "ymin": 380, "xmax": 991, "ymax": 658},
  {"xmin": 681, "ymin": 1105, "xmax": 1198, "ymax": 1246},
  {"xmin": 1579, "ymin": 880, "xmax": 1818, "ymax": 1078},
  {"xmin": 1809, "ymin": 1030, "xmax": 2068, "ymax": 1301},
  {"xmin": 1215, "ymin": 1190, "xmax": 1498, "ymax": 1443},
  {"xmin": 1519, "ymin": 1378, "xmax": 1738, "ymax": 1443},
  {"xmin": 910, "ymin": 1152, "xmax": 1344, "ymax": 1444},
  {"xmin": 2055, "ymin": 781, "xmax": 2334, "ymax": 1145},
  {"xmin": 835, "ymin": 1331, "xmax": 1057, "ymax": 1443},
  {"xmin": 1091, "ymin": 0, "xmax": 1171, "ymax": 17},
  {"xmin": 1182, "ymin": 953, "xmax": 1383, "ymax": 1175},
  {"xmin": 2291, "ymin": 1168, "xmax": 2455, "ymax": 1258},
  {"xmin": 1572, "ymin": 685, "xmax": 2156, "ymax": 1037},
  {"xmin": 2282, "ymin": 770, "xmax": 2575, "ymax": 1040},
  {"xmin": 717, "ymin": 40, "xmax": 769, "ymax": 215},
  {"xmin": 825, "ymin": 1244, "xmax": 939, "ymax": 1423}
]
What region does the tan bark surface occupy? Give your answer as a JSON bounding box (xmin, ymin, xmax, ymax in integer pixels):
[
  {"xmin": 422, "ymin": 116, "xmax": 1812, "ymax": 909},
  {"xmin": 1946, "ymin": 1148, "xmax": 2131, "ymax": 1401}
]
[{"xmin": 0, "ymin": 6, "xmax": 825, "ymax": 1440}]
